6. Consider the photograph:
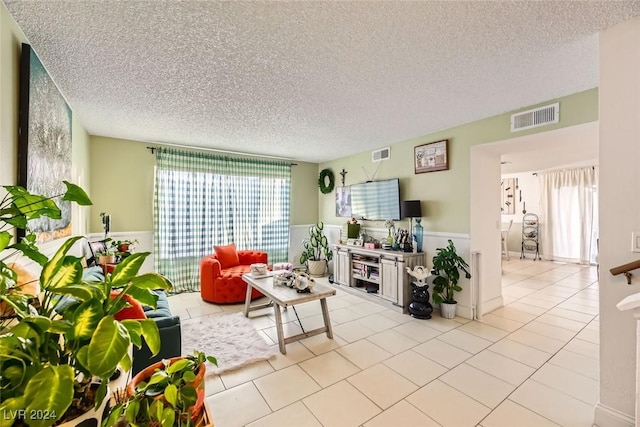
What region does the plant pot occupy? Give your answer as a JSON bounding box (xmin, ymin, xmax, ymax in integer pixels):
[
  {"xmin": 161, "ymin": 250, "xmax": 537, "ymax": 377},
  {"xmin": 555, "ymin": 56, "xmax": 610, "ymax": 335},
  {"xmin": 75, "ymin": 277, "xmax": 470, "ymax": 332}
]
[
  {"xmin": 127, "ymin": 356, "xmax": 207, "ymax": 423},
  {"xmin": 118, "ymin": 243, "xmax": 130, "ymax": 252},
  {"xmin": 440, "ymin": 301, "xmax": 457, "ymax": 319},
  {"xmin": 98, "ymin": 254, "xmax": 116, "ymax": 265},
  {"xmin": 307, "ymin": 260, "xmax": 327, "ymax": 277},
  {"xmin": 58, "ymin": 383, "xmax": 110, "ymax": 426}
]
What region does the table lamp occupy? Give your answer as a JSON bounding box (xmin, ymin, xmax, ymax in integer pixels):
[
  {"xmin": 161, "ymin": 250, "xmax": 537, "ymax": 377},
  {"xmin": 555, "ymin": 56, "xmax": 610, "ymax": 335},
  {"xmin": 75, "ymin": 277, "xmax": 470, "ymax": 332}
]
[{"xmin": 401, "ymin": 200, "xmax": 423, "ymax": 252}]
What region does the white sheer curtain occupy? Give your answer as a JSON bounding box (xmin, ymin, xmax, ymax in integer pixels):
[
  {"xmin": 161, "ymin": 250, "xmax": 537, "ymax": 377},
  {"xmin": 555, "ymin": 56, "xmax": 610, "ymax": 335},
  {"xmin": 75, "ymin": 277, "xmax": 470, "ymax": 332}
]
[{"xmin": 538, "ymin": 166, "xmax": 598, "ymax": 264}]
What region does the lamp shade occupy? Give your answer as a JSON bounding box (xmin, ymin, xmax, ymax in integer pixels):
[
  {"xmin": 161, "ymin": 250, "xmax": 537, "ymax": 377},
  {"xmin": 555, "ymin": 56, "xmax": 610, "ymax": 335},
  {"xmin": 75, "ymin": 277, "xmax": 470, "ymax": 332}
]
[{"xmin": 401, "ymin": 200, "xmax": 422, "ymax": 218}]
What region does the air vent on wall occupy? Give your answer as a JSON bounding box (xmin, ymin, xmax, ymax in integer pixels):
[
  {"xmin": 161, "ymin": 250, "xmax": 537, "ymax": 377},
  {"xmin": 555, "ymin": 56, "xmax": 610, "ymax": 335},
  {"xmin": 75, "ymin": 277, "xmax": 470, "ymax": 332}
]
[
  {"xmin": 511, "ymin": 103, "xmax": 559, "ymax": 132},
  {"xmin": 372, "ymin": 147, "xmax": 390, "ymax": 162}
]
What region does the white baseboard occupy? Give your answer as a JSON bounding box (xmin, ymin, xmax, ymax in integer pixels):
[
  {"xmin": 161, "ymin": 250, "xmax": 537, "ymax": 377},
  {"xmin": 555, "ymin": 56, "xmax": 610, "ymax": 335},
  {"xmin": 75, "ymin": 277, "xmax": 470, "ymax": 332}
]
[{"xmin": 593, "ymin": 402, "xmax": 634, "ymax": 427}]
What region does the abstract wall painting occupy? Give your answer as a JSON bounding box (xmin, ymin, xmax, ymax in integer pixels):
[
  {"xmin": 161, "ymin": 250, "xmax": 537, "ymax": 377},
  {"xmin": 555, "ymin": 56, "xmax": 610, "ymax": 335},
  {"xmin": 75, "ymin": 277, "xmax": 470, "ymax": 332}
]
[{"xmin": 18, "ymin": 43, "xmax": 73, "ymax": 242}]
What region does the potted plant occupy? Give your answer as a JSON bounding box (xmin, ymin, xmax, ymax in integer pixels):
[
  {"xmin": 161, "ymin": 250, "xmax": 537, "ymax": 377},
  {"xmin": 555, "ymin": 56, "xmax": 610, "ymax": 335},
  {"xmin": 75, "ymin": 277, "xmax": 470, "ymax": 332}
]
[
  {"xmin": 104, "ymin": 351, "xmax": 217, "ymax": 427},
  {"xmin": 431, "ymin": 239, "xmax": 471, "ymax": 319},
  {"xmin": 0, "ymin": 182, "xmax": 172, "ymax": 426},
  {"xmin": 300, "ymin": 222, "xmax": 333, "ymax": 277},
  {"xmin": 112, "ymin": 239, "xmax": 139, "ymax": 255}
]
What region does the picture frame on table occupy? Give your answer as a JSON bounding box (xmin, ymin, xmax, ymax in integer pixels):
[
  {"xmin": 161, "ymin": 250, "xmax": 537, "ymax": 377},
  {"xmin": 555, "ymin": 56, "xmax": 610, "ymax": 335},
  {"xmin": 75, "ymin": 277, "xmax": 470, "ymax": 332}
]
[{"xmin": 414, "ymin": 139, "xmax": 448, "ymax": 174}]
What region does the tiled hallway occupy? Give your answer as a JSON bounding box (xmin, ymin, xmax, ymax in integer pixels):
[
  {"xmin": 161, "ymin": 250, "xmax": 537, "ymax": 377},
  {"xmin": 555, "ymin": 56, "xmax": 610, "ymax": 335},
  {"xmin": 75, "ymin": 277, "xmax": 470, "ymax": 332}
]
[{"xmin": 169, "ymin": 258, "xmax": 599, "ymax": 427}]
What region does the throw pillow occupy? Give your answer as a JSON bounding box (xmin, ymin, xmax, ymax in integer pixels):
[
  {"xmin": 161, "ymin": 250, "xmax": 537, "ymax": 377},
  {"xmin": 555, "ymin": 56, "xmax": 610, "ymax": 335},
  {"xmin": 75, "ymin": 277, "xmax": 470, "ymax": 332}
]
[
  {"xmin": 110, "ymin": 291, "xmax": 147, "ymax": 321},
  {"xmin": 214, "ymin": 243, "xmax": 240, "ymax": 269}
]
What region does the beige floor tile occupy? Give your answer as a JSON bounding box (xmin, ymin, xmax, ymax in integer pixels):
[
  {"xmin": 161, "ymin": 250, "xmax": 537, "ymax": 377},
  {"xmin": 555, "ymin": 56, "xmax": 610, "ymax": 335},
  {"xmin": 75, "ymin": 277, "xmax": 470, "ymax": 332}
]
[
  {"xmin": 531, "ymin": 364, "xmax": 599, "ymax": 405},
  {"xmin": 248, "ymin": 314, "xmax": 275, "ymax": 330},
  {"xmin": 406, "ymin": 380, "xmax": 491, "ymax": 427},
  {"xmin": 516, "ymin": 278, "xmax": 554, "ymax": 290},
  {"xmin": 219, "ymin": 360, "xmax": 274, "ymax": 389},
  {"xmin": 299, "ymin": 350, "xmax": 360, "ymax": 388},
  {"xmin": 564, "ymin": 338, "xmax": 599, "ymax": 360},
  {"xmin": 355, "ymin": 313, "xmax": 401, "ymax": 332},
  {"xmin": 329, "ymin": 307, "xmax": 365, "ymax": 324},
  {"xmin": 413, "ymin": 338, "xmax": 473, "ymax": 369},
  {"xmin": 348, "ymin": 363, "xmax": 418, "ymax": 409},
  {"xmin": 366, "ymin": 329, "xmax": 420, "ymax": 355},
  {"xmin": 363, "ymin": 400, "xmax": 440, "ymax": 427},
  {"xmin": 326, "ymin": 296, "xmax": 354, "ymax": 311},
  {"xmin": 300, "ymin": 333, "xmax": 348, "ymax": 355},
  {"xmin": 303, "ymin": 381, "xmax": 381, "ymax": 427},
  {"xmin": 557, "ymin": 302, "xmax": 598, "ymax": 315},
  {"xmin": 507, "ymin": 329, "xmax": 566, "ymax": 354},
  {"xmin": 379, "ymin": 309, "xmax": 414, "ymax": 324},
  {"xmin": 549, "ymin": 349, "xmax": 599, "ymax": 380},
  {"xmin": 458, "ymin": 320, "xmax": 510, "ymax": 342},
  {"xmin": 267, "ymin": 341, "xmax": 315, "ymax": 370},
  {"xmin": 383, "ymin": 350, "xmax": 448, "ymax": 386},
  {"xmin": 392, "ymin": 320, "xmax": 442, "ymax": 342},
  {"xmin": 186, "ymin": 303, "xmax": 225, "ymax": 317},
  {"xmin": 350, "ymin": 300, "xmax": 386, "ymax": 316},
  {"xmin": 206, "ymin": 382, "xmax": 272, "ymax": 427},
  {"xmin": 204, "ymin": 373, "xmax": 226, "ymax": 396},
  {"xmin": 438, "ymin": 329, "xmax": 493, "ymax": 353},
  {"xmin": 480, "ymin": 399, "xmax": 560, "ymax": 427},
  {"xmin": 502, "ymin": 286, "xmax": 537, "ymax": 299},
  {"xmin": 535, "ymin": 286, "xmax": 577, "ymax": 298},
  {"xmin": 488, "ymin": 338, "xmax": 552, "ymax": 368},
  {"xmin": 333, "ymin": 320, "xmax": 376, "ymax": 343},
  {"xmin": 480, "ymin": 313, "xmax": 525, "ymax": 332},
  {"xmin": 535, "ymin": 313, "xmax": 588, "ymax": 332},
  {"xmin": 335, "ymin": 339, "xmax": 392, "ymax": 369},
  {"xmin": 489, "ymin": 306, "xmax": 537, "ymax": 323},
  {"xmin": 516, "ymin": 296, "xmax": 560, "ymax": 310},
  {"xmin": 546, "ymin": 307, "xmax": 596, "ymax": 323},
  {"xmin": 467, "ymin": 350, "xmax": 535, "ymax": 386},
  {"xmin": 440, "ymin": 363, "xmax": 515, "ymax": 408},
  {"xmin": 510, "ymin": 380, "xmax": 595, "ymax": 427},
  {"xmin": 522, "ymin": 320, "xmax": 578, "ymax": 341},
  {"xmin": 245, "ymin": 401, "xmax": 322, "ymax": 427},
  {"xmin": 575, "ymin": 327, "xmax": 599, "ymax": 344},
  {"xmin": 253, "ymin": 365, "xmax": 321, "ymax": 411},
  {"xmin": 508, "ymin": 301, "xmax": 547, "ymax": 315},
  {"xmin": 418, "ymin": 315, "xmax": 463, "ymax": 332}
]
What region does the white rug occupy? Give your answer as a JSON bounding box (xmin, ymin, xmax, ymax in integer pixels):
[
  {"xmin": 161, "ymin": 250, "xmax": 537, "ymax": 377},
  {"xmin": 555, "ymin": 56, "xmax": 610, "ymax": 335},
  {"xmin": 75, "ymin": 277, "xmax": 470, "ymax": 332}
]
[{"xmin": 181, "ymin": 312, "xmax": 277, "ymax": 374}]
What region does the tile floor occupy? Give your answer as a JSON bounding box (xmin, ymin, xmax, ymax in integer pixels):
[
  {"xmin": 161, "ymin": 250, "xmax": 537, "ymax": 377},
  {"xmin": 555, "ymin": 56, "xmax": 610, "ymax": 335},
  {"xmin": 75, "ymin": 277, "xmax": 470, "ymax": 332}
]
[{"xmin": 168, "ymin": 258, "xmax": 599, "ymax": 427}]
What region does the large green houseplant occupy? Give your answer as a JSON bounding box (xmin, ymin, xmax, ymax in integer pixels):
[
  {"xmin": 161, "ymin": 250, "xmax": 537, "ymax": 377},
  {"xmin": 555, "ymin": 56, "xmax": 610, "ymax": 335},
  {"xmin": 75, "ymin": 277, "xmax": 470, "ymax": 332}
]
[
  {"xmin": 0, "ymin": 182, "xmax": 171, "ymax": 426},
  {"xmin": 300, "ymin": 222, "xmax": 333, "ymax": 277},
  {"xmin": 431, "ymin": 239, "xmax": 471, "ymax": 319}
]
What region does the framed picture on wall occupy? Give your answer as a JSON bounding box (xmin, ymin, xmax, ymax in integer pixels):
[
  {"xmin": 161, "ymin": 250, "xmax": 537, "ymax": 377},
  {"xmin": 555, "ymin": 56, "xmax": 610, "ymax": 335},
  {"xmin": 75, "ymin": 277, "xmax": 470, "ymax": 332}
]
[
  {"xmin": 414, "ymin": 139, "xmax": 448, "ymax": 173},
  {"xmin": 335, "ymin": 186, "xmax": 352, "ymax": 217}
]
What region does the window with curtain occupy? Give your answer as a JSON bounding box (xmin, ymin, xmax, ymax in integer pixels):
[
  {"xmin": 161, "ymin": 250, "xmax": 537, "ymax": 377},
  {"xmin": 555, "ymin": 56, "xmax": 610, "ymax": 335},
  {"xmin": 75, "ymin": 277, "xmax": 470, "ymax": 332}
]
[
  {"xmin": 153, "ymin": 147, "xmax": 291, "ymax": 293},
  {"xmin": 538, "ymin": 166, "xmax": 598, "ymax": 265}
]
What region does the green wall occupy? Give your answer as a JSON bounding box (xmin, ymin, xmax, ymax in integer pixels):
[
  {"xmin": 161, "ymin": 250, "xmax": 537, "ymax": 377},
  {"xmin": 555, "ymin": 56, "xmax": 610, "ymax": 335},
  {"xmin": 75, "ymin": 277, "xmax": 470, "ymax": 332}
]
[
  {"xmin": 88, "ymin": 136, "xmax": 319, "ymax": 233},
  {"xmin": 319, "ymin": 89, "xmax": 598, "ymax": 233}
]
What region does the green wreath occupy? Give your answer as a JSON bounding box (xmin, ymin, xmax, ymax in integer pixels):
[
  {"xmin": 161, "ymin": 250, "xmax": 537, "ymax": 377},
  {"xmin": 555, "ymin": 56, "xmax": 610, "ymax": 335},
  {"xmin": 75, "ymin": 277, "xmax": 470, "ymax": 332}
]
[{"xmin": 318, "ymin": 168, "xmax": 335, "ymax": 194}]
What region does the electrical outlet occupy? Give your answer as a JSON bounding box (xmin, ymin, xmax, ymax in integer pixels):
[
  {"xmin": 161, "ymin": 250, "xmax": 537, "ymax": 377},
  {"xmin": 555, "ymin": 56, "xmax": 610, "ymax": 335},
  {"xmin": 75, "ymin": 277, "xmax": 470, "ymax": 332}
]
[{"xmin": 632, "ymin": 232, "xmax": 640, "ymax": 253}]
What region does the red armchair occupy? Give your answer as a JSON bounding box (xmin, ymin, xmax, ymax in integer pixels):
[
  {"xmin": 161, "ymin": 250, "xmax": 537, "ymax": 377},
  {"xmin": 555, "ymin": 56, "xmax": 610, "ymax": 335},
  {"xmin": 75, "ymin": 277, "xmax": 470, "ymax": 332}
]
[{"xmin": 200, "ymin": 245, "xmax": 268, "ymax": 304}]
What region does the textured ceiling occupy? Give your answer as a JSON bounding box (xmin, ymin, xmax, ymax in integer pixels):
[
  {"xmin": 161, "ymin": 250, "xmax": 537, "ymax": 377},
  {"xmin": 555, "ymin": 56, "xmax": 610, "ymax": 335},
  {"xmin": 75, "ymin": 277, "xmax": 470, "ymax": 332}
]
[{"xmin": 4, "ymin": 1, "xmax": 640, "ymax": 163}]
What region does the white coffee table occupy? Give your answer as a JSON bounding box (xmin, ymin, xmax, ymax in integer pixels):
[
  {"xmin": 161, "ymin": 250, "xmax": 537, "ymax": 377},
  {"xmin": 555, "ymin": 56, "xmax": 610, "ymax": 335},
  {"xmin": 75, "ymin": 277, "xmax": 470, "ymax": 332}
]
[{"xmin": 242, "ymin": 273, "xmax": 336, "ymax": 354}]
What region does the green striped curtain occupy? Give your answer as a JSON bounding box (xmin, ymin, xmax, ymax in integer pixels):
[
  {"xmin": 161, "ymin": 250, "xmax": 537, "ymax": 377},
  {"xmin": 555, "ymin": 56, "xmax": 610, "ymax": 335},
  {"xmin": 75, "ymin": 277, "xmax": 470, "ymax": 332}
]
[{"xmin": 153, "ymin": 147, "xmax": 291, "ymax": 293}]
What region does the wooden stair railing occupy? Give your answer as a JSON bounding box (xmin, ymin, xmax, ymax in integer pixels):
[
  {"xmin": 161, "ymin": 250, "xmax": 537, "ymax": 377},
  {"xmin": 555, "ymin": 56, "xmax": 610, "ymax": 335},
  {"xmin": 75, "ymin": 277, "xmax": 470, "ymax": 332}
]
[{"xmin": 610, "ymin": 260, "xmax": 640, "ymax": 284}]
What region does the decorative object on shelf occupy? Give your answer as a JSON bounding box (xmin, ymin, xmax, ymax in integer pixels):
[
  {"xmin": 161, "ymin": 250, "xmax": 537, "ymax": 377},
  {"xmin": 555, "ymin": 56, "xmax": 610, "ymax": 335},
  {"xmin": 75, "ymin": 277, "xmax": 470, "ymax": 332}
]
[
  {"xmin": 318, "ymin": 168, "xmax": 335, "ymax": 194},
  {"xmin": 431, "ymin": 239, "xmax": 471, "ymax": 319},
  {"xmin": 300, "ymin": 222, "xmax": 333, "ymax": 276},
  {"xmin": 347, "ymin": 217, "xmax": 360, "ymax": 238},
  {"xmin": 336, "ymin": 186, "xmax": 352, "ymax": 217},
  {"xmin": 406, "ymin": 266, "xmax": 433, "ymax": 319},
  {"xmin": 501, "ymin": 178, "xmax": 516, "ymax": 214},
  {"xmin": 414, "ymin": 139, "xmax": 449, "ymax": 174},
  {"xmin": 384, "ymin": 220, "xmax": 395, "ymax": 248},
  {"xmin": 401, "ymin": 200, "xmax": 423, "ymax": 252},
  {"xmin": 250, "ymin": 263, "xmax": 268, "ymax": 276},
  {"xmin": 520, "ymin": 213, "xmax": 540, "ymax": 260}
]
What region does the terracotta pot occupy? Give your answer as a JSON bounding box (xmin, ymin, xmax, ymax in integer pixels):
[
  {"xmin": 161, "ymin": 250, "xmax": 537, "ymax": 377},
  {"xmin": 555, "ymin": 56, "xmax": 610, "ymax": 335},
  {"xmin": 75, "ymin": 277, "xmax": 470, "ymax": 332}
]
[
  {"xmin": 98, "ymin": 254, "xmax": 116, "ymax": 265},
  {"xmin": 118, "ymin": 243, "xmax": 130, "ymax": 252},
  {"xmin": 127, "ymin": 357, "xmax": 206, "ymax": 422}
]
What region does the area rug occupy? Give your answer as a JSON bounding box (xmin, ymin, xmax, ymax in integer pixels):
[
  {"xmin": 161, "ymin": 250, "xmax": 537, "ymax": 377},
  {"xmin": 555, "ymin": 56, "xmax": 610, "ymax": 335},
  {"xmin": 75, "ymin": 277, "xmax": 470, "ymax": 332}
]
[{"xmin": 181, "ymin": 312, "xmax": 277, "ymax": 374}]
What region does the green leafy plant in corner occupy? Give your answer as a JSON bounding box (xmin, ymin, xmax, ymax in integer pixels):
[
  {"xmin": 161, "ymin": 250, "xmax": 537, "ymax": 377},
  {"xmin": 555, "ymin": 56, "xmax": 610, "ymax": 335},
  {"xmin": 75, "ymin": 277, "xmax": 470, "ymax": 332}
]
[
  {"xmin": 104, "ymin": 350, "xmax": 217, "ymax": 427},
  {"xmin": 431, "ymin": 239, "xmax": 471, "ymax": 304},
  {"xmin": 299, "ymin": 222, "xmax": 333, "ymax": 264},
  {"xmin": 0, "ymin": 182, "xmax": 172, "ymax": 426}
]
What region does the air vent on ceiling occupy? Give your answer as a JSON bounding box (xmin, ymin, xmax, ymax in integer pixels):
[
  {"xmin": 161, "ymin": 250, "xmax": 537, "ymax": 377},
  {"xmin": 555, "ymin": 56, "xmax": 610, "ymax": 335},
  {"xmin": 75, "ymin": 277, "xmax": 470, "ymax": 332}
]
[
  {"xmin": 511, "ymin": 103, "xmax": 559, "ymax": 132},
  {"xmin": 372, "ymin": 147, "xmax": 390, "ymax": 162}
]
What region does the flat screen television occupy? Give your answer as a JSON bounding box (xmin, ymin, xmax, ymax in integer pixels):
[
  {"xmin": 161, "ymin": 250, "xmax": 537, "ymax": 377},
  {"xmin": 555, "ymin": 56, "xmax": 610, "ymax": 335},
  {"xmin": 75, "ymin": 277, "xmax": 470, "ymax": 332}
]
[{"xmin": 350, "ymin": 178, "xmax": 401, "ymax": 221}]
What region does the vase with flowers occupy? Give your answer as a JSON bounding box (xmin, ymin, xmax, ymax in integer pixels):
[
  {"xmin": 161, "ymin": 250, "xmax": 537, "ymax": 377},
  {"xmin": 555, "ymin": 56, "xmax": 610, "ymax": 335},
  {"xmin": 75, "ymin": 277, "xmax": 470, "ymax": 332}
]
[{"xmin": 384, "ymin": 220, "xmax": 395, "ymax": 246}]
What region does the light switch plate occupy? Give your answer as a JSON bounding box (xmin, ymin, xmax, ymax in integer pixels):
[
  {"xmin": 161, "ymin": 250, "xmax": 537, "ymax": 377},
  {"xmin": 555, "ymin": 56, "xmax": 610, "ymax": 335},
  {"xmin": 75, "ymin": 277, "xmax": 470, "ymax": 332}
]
[{"xmin": 632, "ymin": 232, "xmax": 640, "ymax": 253}]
